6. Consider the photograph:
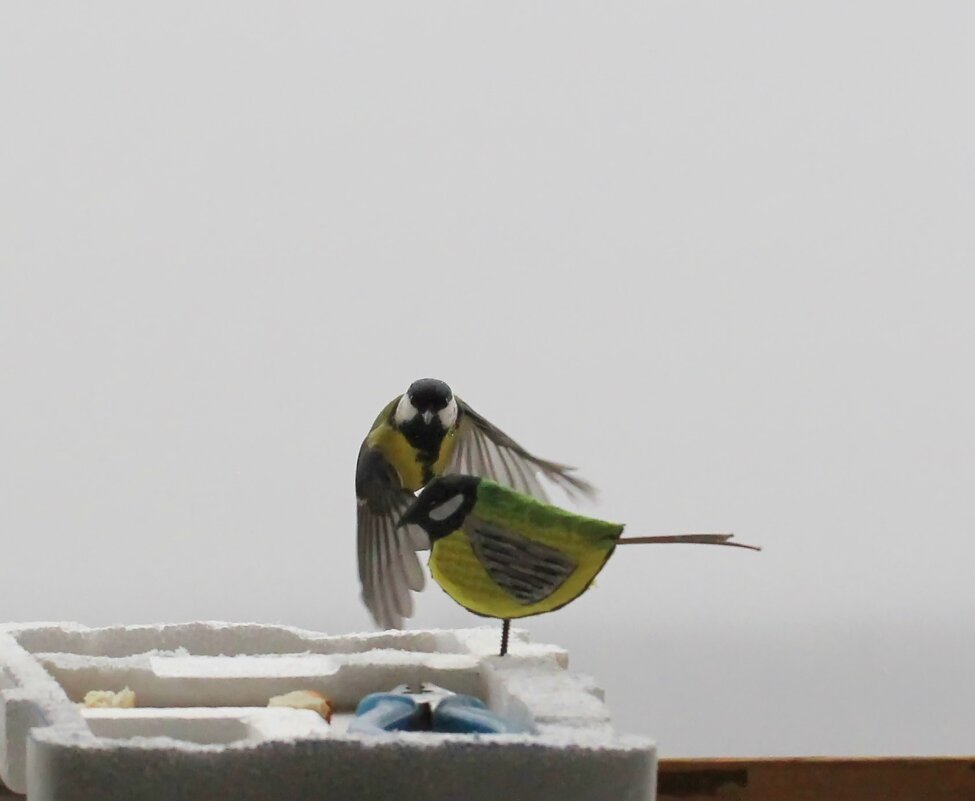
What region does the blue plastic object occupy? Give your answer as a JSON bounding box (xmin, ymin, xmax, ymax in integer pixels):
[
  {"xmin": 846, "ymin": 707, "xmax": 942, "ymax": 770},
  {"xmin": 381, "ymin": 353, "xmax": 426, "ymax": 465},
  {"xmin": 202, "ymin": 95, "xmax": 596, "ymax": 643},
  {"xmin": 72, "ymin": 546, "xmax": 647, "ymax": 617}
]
[
  {"xmin": 431, "ymin": 694, "xmax": 520, "ymax": 734},
  {"xmin": 347, "ymin": 693, "xmax": 427, "ymax": 735},
  {"xmin": 348, "ymin": 688, "xmax": 522, "ymax": 735}
]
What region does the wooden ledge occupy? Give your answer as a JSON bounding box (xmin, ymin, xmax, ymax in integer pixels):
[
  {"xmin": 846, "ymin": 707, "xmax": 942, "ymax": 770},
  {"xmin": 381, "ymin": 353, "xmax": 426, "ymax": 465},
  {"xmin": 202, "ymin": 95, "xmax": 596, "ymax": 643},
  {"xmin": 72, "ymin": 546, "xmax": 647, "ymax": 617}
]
[{"xmin": 658, "ymin": 757, "xmax": 975, "ymax": 801}]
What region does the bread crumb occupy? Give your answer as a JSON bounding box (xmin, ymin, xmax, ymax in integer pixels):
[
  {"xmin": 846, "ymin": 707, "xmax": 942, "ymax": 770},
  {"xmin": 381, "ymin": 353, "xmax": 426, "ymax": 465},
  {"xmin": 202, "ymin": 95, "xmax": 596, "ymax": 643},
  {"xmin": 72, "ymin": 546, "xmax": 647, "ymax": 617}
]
[
  {"xmin": 83, "ymin": 687, "xmax": 136, "ymax": 708},
  {"xmin": 268, "ymin": 689, "xmax": 332, "ymax": 722}
]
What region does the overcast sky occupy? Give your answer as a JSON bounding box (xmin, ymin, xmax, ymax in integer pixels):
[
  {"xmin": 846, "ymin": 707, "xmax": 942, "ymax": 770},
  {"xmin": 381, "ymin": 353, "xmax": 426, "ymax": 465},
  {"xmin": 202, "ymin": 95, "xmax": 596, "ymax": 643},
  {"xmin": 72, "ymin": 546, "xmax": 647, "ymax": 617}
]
[{"xmin": 2, "ymin": 1, "xmax": 973, "ymax": 757}]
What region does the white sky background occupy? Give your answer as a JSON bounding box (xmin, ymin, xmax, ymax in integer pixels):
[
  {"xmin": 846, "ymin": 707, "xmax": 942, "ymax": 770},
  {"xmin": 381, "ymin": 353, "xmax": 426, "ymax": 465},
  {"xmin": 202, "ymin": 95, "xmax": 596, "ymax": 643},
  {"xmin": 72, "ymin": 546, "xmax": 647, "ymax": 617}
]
[{"xmin": 1, "ymin": 2, "xmax": 973, "ymax": 757}]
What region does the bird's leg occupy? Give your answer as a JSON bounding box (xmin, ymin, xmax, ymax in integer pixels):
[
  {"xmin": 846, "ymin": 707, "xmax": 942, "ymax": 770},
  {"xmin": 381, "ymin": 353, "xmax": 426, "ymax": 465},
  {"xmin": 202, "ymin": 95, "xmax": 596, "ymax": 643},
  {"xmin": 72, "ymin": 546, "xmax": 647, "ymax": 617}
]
[
  {"xmin": 499, "ymin": 619, "xmax": 511, "ymax": 656},
  {"xmin": 618, "ymin": 533, "xmax": 761, "ymax": 551}
]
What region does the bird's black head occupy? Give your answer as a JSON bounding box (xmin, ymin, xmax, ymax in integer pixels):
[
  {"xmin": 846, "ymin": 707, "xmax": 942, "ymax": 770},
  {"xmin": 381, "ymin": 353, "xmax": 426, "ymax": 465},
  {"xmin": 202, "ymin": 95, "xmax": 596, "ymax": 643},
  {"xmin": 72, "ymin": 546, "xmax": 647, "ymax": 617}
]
[
  {"xmin": 398, "ymin": 474, "xmax": 480, "ymax": 542},
  {"xmin": 408, "ymin": 378, "xmax": 453, "ymax": 415},
  {"xmin": 393, "ymin": 379, "xmax": 459, "ymax": 452}
]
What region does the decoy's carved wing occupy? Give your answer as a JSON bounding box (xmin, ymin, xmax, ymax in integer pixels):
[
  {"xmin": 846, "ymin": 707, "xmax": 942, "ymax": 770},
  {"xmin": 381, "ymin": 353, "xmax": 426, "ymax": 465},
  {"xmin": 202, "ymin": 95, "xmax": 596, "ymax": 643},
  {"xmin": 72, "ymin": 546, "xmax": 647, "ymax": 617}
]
[
  {"xmin": 355, "ymin": 443, "xmax": 426, "ymax": 629},
  {"xmin": 465, "ymin": 518, "xmax": 577, "ymax": 605},
  {"xmin": 446, "ymin": 399, "xmax": 596, "ymax": 502}
]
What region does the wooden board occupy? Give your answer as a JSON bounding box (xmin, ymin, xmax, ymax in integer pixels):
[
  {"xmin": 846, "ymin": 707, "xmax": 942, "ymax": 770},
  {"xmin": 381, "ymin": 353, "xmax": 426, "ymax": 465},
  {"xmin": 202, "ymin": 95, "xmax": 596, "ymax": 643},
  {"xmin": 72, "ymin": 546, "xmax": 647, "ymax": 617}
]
[
  {"xmin": 4, "ymin": 757, "xmax": 973, "ymax": 798},
  {"xmin": 658, "ymin": 758, "xmax": 975, "ymax": 801}
]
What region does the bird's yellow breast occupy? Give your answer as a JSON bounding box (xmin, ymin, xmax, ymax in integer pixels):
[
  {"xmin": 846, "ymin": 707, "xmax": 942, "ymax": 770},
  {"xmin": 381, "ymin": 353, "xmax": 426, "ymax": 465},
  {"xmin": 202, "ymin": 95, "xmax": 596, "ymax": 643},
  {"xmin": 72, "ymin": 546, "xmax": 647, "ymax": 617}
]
[
  {"xmin": 431, "ymin": 428, "xmax": 458, "ymax": 476},
  {"xmin": 366, "ymin": 423, "xmax": 457, "ymax": 491},
  {"xmin": 429, "ymin": 528, "xmax": 614, "ymax": 620}
]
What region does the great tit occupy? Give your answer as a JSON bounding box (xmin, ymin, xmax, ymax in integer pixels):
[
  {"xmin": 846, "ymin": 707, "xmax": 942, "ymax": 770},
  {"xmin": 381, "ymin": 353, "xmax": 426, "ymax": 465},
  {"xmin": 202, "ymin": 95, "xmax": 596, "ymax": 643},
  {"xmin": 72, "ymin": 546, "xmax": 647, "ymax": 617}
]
[
  {"xmin": 356, "ymin": 378, "xmax": 595, "ymax": 629},
  {"xmin": 399, "ymin": 474, "xmax": 759, "ymax": 654}
]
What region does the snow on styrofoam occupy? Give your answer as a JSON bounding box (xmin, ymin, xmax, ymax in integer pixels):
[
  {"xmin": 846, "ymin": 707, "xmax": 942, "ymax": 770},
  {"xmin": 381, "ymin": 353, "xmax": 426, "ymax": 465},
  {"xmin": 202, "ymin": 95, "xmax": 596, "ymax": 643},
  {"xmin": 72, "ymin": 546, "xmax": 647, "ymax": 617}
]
[{"xmin": 0, "ymin": 622, "xmax": 655, "ymax": 801}]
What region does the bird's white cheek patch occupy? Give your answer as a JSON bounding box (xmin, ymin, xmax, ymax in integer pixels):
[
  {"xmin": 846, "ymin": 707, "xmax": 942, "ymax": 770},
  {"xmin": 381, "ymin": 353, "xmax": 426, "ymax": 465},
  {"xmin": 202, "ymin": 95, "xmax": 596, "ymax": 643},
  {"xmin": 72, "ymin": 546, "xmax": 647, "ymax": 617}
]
[
  {"xmin": 438, "ymin": 399, "xmax": 458, "ymax": 429},
  {"xmin": 394, "ymin": 396, "xmax": 418, "ymax": 425},
  {"xmin": 428, "ymin": 493, "xmax": 465, "ymax": 522}
]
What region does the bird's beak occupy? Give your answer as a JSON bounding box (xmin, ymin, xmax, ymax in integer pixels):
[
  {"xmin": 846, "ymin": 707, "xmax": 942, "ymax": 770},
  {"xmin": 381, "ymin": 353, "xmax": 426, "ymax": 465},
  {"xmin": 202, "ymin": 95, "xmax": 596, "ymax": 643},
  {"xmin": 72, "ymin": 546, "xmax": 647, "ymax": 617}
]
[{"xmin": 422, "ymin": 410, "xmax": 434, "ymax": 424}]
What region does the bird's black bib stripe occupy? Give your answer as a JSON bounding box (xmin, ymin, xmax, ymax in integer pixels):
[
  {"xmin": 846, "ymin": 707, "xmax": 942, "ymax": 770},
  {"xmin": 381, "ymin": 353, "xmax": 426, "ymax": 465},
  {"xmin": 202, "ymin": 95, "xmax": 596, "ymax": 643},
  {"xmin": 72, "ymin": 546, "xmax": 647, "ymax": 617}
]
[
  {"xmin": 397, "ymin": 417, "xmax": 446, "ymax": 472},
  {"xmin": 464, "ymin": 519, "xmax": 577, "ymax": 605},
  {"xmin": 394, "ymin": 379, "xmax": 454, "ymax": 482}
]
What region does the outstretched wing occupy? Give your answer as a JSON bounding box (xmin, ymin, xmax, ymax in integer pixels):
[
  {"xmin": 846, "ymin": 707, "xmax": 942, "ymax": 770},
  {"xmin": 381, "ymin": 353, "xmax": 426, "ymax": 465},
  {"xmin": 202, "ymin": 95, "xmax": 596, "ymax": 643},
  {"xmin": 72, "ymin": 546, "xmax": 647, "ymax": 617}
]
[
  {"xmin": 355, "ymin": 443, "xmax": 426, "ymax": 629},
  {"xmin": 446, "ymin": 399, "xmax": 596, "ymax": 501},
  {"xmin": 465, "ymin": 518, "xmax": 577, "ymax": 605}
]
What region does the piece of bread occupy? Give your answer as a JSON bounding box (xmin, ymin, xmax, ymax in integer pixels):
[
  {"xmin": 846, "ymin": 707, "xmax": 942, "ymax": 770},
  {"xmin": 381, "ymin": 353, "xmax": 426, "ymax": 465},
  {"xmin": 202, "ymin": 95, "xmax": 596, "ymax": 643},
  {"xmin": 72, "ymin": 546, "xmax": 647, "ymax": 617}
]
[
  {"xmin": 83, "ymin": 687, "xmax": 136, "ymax": 708},
  {"xmin": 267, "ymin": 689, "xmax": 332, "ymax": 723}
]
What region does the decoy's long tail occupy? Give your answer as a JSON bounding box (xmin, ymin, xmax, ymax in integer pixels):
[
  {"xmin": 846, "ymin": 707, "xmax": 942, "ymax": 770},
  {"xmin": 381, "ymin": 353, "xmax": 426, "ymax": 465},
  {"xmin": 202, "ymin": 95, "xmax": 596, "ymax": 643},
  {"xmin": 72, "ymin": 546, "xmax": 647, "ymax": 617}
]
[{"xmin": 618, "ymin": 533, "xmax": 761, "ymax": 552}]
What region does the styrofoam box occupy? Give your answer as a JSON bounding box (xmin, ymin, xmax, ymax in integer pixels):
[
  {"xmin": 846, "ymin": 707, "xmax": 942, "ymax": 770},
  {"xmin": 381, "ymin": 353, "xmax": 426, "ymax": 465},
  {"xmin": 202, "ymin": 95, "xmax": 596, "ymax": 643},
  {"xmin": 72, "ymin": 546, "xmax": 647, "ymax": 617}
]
[{"xmin": 0, "ymin": 622, "xmax": 655, "ymax": 801}]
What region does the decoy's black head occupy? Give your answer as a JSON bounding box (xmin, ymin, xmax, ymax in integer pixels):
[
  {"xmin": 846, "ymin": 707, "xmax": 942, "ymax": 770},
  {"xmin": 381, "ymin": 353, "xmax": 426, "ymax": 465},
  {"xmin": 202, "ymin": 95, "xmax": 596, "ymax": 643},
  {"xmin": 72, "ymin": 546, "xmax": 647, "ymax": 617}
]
[
  {"xmin": 393, "ymin": 379, "xmax": 459, "ymax": 452},
  {"xmin": 398, "ymin": 475, "xmax": 480, "ymax": 541}
]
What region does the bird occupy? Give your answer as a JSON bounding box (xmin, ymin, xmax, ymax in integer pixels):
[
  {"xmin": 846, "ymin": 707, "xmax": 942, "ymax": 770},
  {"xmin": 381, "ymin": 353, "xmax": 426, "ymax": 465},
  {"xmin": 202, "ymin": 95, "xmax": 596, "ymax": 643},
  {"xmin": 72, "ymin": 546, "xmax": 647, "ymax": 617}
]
[
  {"xmin": 356, "ymin": 378, "xmax": 596, "ymax": 630},
  {"xmin": 397, "ymin": 474, "xmax": 760, "ymax": 655}
]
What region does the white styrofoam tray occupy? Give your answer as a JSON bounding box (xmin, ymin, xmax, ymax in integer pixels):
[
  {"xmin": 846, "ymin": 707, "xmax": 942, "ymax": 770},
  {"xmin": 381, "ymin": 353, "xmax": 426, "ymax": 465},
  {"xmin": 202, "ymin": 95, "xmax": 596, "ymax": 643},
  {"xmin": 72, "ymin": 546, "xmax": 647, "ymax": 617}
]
[{"xmin": 0, "ymin": 622, "xmax": 655, "ymax": 801}]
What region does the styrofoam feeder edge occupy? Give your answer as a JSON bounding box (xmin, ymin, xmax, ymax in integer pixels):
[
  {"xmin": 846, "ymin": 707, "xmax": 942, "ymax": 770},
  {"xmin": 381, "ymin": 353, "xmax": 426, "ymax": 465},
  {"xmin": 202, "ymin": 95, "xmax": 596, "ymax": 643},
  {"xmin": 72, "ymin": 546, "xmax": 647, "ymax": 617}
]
[{"xmin": 1, "ymin": 622, "xmax": 655, "ymax": 801}]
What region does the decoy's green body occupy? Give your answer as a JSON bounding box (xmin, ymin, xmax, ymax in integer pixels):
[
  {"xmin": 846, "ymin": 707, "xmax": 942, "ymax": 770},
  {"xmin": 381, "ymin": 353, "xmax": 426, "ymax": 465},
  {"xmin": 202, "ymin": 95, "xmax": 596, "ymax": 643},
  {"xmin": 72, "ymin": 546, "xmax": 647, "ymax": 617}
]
[{"xmin": 399, "ymin": 475, "xmax": 622, "ymax": 620}]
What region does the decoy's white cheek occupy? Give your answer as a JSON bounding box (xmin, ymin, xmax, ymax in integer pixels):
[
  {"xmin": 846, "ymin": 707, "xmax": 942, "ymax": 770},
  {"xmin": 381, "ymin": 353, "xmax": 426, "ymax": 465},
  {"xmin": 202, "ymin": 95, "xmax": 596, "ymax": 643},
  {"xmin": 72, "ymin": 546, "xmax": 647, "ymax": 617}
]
[{"xmin": 428, "ymin": 493, "xmax": 465, "ymax": 522}]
